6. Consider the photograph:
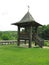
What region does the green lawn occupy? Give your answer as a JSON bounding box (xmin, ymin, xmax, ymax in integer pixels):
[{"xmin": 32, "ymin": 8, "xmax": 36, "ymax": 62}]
[{"xmin": 0, "ymin": 45, "xmax": 49, "ymax": 65}]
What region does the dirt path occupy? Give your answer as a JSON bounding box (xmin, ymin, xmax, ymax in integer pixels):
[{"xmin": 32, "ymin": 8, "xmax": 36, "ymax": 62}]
[{"xmin": 43, "ymin": 46, "xmax": 49, "ymax": 49}]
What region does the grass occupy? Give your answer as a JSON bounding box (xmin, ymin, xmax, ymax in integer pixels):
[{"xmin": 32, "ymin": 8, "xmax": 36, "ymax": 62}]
[{"xmin": 0, "ymin": 45, "xmax": 49, "ymax": 65}]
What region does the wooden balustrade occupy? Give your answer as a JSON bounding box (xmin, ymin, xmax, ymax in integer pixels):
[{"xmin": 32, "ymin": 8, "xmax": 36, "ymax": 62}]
[{"xmin": 20, "ymin": 32, "xmax": 29, "ymax": 40}]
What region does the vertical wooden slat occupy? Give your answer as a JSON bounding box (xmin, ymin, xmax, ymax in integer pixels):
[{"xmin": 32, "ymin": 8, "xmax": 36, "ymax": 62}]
[
  {"xmin": 17, "ymin": 26, "xmax": 20, "ymax": 46},
  {"xmin": 29, "ymin": 26, "xmax": 32, "ymax": 48},
  {"xmin": 25, "ymin": 40, "xmax": 26, "ymax": 44}
]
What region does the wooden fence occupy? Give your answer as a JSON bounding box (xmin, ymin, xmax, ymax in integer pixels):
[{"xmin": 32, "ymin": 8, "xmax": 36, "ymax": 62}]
[{"xmin": 0, "ymin": 40, "xmax": 25, "ymax": 45}]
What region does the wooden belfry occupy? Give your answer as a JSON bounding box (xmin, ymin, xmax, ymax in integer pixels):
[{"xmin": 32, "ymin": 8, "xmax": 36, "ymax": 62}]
[{"xmin": 12, "ymin": 8, "xmax": 44, "ymax": 48}]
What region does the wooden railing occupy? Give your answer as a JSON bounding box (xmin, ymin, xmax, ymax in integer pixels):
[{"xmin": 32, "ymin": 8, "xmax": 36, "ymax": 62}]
[
  {"xmin": 0, "ymin": 40, "xmax": 25, "ymax": 45},
  {"xmin": 20, "ymin": 32, "xmax": 29, "ymax": 40},
  {"xmin": 32, "ymin": 33, "xmax": 44, "ymax": 47},
  {"xmin": 0, "ymin": 40, "xmax": 17, "ymax": 45}
]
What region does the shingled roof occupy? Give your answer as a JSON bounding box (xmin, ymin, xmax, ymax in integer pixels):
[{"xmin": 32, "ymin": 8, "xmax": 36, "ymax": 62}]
[
  {"xmin": 12, "ymin": 11, "xmax": 42, "ymax": 27},
  {"xmin": 19, "ymin": 11, "xmax": 35, "ymax": 23}
]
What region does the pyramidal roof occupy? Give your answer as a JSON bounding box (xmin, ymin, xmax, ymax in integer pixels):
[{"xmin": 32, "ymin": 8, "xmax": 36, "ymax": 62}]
[
  {"xmin": 12, "ymin": 11, "xmax": 42, "ymax": 26},
  {"xmin": 19, "ymin": 11, "xmax": 35, "ymax": 23}
]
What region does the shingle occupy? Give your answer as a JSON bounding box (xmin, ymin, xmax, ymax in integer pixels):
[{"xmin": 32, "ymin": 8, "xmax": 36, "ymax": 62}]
[
  {"xmin": 12, "ymin": 11, "xmax": 42, "ymax": 26},
  {"xmin": 19, "ymin": 11, "xmax": 35, "ymax": 23}
]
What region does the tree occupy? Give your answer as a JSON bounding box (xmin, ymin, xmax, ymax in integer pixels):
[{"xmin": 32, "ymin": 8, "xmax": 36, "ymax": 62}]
[{"xmin": 1, "ymin": 34, "xmax": 9, "ymax": 40}]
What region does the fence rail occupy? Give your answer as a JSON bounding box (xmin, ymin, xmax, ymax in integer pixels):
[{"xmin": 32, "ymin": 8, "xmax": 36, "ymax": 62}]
[
  {"xmin": 0, "ymin": 40, "xmax": 25, "ymax": 45},
  {"xmin": 0, "ymin": 40, "xmax": 17, "ymax": 45}
]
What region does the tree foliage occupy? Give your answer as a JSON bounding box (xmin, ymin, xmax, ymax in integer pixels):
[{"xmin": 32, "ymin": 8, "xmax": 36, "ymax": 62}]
[
  {"xmin": 37, "ymin": 24, "xmax": 49, "ymax": 40},
  {"xmin": 0, "ymin": 31, "xmax": 17, "ymax": 40}
]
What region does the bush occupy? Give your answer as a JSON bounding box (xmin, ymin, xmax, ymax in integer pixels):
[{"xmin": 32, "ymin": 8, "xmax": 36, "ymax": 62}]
[{"xmin": 44, "ymin": 40, "xmax": 49, "ymax": 47}]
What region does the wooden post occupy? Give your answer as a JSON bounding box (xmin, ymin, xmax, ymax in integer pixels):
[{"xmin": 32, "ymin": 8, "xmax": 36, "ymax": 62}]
[
  {"xmin": 25, "ymin": 40, "xmax": 26, "ymax": 44},
  {"xmin": 25, "ymin": 27, "xmax": 26, "ymax": 44},
  {"xmin": 17, "ymin": 26, "xmax": 20, "ymax": 46},
  {"xmin": 29, "ymin": 26, "xmax": 32, "ymax": 48}
]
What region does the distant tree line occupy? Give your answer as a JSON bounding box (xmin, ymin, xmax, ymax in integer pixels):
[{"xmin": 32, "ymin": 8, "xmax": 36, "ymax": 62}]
[
  {"xmin": 0, "ymin": 31, "xmax": 17, "ymax": 40},
  {"xmin": 0, "ymin": 24, "xmax": 49, "ymax": 40}
]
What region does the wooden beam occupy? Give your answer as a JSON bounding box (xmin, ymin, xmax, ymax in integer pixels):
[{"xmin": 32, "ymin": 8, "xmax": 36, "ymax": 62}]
[
  {"xmin": 29, "ymin": 26, "xmax": 32, "ymax": 48},
  {"xmin": 25, "ymin": 40, "xmax": 26, "ymax": 44},
  {"xmin": 17, "ymin": 26, "xmax": 20, "ymax": 46}
]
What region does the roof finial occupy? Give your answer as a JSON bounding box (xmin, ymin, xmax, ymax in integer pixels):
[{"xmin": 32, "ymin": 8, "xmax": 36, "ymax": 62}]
[{"xmin": 28, "ymin": 5, "xmax": 30, "ymax": 12}]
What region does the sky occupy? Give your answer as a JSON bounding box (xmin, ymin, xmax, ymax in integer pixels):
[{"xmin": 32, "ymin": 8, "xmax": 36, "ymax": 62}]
[{"xmin": 0, "ymin": 0, "xmax": 49, "ymax": 31}]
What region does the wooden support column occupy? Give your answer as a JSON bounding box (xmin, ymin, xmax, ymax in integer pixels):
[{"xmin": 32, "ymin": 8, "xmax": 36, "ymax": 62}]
[
  {"xmin": 17, "ymin": 26, "xmax": 20, "ymax": 46},
  {"xmin": 25, "ymin": 27, "xmax": 26, "ymax": 44},
  {"xmin": 29, "ymin": 26, "xmax": 32, "ymax": 48},
  {"xmin": 25, "ymin": 40, "xmax": 26, "ymax": 44}
]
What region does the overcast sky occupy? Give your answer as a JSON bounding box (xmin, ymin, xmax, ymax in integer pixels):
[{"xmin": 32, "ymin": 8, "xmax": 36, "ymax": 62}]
[{"xmin": 0, "ymin": 0, "xmax": 49, "ymax": 31}]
